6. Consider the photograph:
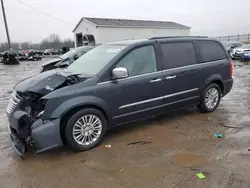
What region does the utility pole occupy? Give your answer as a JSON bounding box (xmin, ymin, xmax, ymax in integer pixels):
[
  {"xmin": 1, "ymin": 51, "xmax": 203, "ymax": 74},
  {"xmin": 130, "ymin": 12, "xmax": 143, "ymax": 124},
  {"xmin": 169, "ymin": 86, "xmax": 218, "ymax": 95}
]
[{"xmin": 1, "ymin": 0, "xmax": 11, "ymax": 51}]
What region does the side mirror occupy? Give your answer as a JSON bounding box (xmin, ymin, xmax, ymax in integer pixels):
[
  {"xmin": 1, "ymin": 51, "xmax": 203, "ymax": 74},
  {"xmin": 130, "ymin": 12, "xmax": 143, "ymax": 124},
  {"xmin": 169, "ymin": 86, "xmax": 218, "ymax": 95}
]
[{"xmin": 112, "ymin": 67, "xmax": 128, "ymax": 79}]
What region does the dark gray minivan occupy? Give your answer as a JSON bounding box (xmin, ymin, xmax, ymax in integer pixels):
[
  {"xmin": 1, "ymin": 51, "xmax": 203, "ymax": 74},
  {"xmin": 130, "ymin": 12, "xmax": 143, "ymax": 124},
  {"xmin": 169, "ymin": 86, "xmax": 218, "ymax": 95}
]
[{"xmin": 6, "ymin": 37, "xmax": 233, "ymax": 155}]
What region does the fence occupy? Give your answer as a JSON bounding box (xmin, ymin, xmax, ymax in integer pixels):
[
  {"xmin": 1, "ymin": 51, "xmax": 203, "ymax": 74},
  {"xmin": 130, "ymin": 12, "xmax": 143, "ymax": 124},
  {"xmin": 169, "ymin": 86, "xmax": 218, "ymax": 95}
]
[{"xmin": 213, "ymin": 34, "xmax": 250, "ymax": 42}]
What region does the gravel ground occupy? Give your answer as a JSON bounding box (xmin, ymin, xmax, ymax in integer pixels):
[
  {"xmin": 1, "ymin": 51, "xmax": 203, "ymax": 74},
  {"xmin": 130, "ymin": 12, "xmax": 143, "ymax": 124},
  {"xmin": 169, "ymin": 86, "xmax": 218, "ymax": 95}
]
[{"xmin": 0, "ymin": 59, "xmax": 250, "ymax": 188}]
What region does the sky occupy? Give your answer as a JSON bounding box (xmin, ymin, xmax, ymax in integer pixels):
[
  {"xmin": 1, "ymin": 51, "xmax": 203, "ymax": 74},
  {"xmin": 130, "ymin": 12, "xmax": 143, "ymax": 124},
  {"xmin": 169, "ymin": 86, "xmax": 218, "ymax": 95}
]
[{"xmin": 0, "ymin": 0, "xmax": 250, "ymax": 43}]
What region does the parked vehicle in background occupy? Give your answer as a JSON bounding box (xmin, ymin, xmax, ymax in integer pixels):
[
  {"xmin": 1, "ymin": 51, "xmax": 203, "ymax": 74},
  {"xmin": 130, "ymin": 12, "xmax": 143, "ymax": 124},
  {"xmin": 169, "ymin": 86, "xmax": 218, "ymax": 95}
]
[
  {"xmin": 16, "ymin": 52, "xmax": 28, "ymax": 61},
  {"xmin": 240, "ymin": 50, "xmax": 250, "ymax": 62},
  {"xmin": 223, "ymin": 41, "xmax": 243, "ymax": 56},
  {"xmin": 6, "ymin": 37, "xmax": 233, "ymax": 156},
  {"xmin": 0, "ymin": 52, "xmax": 4, "ymax": 62},
  {"xmin": 41, "ymin": 46, "xmax": 94, "ymax": 72},
  {"xmin": 1, "ymin": 52, "xmax": 19, "ymax": 65},
  {"xmin": 231, "ymin": 44, "xmax": 250, "ymax": 59}
]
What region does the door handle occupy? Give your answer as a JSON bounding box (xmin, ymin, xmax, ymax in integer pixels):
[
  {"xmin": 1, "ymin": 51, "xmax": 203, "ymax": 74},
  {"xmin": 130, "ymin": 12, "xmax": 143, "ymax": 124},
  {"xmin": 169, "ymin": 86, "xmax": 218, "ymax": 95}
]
[
  {"xmin": 166, "ymin": 75, "xmax": 176, "ymax": 80},
  {"xmin": 150, "ymin": 78, "xmax": 162, "ymax": 83}
]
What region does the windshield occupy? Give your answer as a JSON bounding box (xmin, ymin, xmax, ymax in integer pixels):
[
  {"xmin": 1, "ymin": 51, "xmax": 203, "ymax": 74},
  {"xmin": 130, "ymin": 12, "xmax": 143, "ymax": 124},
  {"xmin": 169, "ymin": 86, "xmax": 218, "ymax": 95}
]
[
  {"xmin": 67, "ymin": 44, "xmax": 127, "ymax": 75},
  {"xmin": 239, "ymin": 44, "xmax": 250, "ymax": 49},
  {"xmin": 60, "ymin": 49, "xmax": 77, "ymax": 60}
]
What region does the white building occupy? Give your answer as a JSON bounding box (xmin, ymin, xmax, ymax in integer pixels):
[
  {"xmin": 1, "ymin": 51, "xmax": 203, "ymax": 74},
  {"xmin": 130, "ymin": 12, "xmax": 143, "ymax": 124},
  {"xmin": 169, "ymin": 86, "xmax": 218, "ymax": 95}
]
[{"xmin": 73, "ymin": 17, "xmax": 191, "ymax": 47}]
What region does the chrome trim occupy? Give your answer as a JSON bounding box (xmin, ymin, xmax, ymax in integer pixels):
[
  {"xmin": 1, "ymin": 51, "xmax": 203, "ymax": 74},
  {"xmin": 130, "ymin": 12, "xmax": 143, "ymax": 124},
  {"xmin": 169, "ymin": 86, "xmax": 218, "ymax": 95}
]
[
  {"xmin": 150, "ymin": 78, "xmax": 162, "ymax": 83},
  {"xmin": 98, "ymin": 59, "xmax": 227, "ymax": 85},
  {"xmin": 119, "ymin": 88, "xmax": 198, "ymax": 110},
  {"xmin": 6, "ymin": 91, "xmax": 21, "ymax": 114},
  {"xmin": 97, "ymin": 81, "xmax": 111, "ymax": 85},
  {"xmin": 97, "ymin": 71, "xmax": 161, "ymax": 85},
  {"xmin": 114, "ymin": 96, "xmax": 199, "ymax": 119},
  {"xmin": 119, "ymin": 96, "xmax": 163, "ymax": 109},
  {"xmin": 163, "ymin": 88, "xmax": 198, "ymax": 99},
  {"xmin": 166, "ymin": 75, "xmax": 176, "ymax": 80}
]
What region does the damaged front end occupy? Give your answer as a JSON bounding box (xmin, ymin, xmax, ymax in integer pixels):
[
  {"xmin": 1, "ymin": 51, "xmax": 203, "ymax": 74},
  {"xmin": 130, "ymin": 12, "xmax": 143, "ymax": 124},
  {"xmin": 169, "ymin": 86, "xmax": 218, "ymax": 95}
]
[
  {"xmin": 6, "ymin": 70, "xmax": 83, "ymax": 156},
  {"xmin": 7, "ymin": 91, "xmax": 46, "ymax": 155}
]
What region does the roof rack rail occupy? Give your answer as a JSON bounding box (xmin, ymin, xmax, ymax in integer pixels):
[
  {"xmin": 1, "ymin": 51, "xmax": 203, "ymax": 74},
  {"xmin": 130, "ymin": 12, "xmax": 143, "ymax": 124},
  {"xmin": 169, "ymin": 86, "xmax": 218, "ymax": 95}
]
[{"xmin": 149, "ymin": 36, "xmax": 208, "ymax": 40}]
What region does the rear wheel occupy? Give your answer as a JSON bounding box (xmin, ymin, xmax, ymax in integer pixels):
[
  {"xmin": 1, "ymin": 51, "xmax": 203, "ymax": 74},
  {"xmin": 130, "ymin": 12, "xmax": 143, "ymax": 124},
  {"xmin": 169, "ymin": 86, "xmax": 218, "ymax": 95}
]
[
  {"xmin": 64, "ymin": 108, "xmax": 108, "ymax": 152},
  {"xmin": 198, "ymin": 83, "xmax": 221, "ymax": 113}
]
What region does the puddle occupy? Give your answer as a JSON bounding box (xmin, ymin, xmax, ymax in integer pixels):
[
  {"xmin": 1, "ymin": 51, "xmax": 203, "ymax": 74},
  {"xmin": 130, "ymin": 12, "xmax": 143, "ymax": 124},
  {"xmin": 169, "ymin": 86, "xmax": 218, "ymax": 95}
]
[{"xmin": 171, "ymin": 152, "xmax": 208, "ymax": 167}]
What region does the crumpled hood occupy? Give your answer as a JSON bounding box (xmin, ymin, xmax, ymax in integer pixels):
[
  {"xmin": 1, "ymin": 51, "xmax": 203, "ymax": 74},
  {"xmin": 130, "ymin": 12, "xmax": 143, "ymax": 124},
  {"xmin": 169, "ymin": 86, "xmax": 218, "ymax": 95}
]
[
  {"xmin": 14, "ymin": 69, "xmax": 79, "ymax": 95},
  {"xmin": 42, "ymin": 58, "xmax": 62, "ymax": 67}
]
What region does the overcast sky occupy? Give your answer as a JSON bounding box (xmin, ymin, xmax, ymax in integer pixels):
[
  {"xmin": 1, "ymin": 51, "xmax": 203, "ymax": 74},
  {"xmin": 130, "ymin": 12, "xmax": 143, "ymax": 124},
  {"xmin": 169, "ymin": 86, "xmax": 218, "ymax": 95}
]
[{"xmin": 1, "ymin": 0, "xmax": 250, "ymax": 43}]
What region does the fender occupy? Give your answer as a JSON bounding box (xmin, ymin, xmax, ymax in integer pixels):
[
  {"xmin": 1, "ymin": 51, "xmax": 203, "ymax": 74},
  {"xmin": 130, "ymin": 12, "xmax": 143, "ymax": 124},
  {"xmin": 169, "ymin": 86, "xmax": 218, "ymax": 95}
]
[
  {"xmin": 45, "ymin": 96, "xmax": 112, "ymax": 123},
  {"xmin": 203, "ymin": 74, "xmax": 224, "ymax": 91}
]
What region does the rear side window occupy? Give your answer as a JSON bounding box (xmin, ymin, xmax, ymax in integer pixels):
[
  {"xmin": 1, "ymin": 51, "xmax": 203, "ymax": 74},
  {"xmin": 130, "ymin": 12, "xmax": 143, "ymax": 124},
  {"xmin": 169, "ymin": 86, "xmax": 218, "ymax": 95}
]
[
  {"xmin": 161, "ymin": 42, "xmax": 196, "ymax": 69},
  {"xmin": 196, "ymin": 41, "xmax": 227, "ymax": 63}
]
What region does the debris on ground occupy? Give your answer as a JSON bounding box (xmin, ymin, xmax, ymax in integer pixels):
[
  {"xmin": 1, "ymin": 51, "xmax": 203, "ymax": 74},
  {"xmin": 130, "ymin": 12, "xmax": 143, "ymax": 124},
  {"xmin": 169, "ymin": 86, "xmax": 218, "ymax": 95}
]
[
  {"xmin": 213, "ymin": 133, "xmax": 222, "ymax": 138},
  {"xmin": 105, "ymin": 144, "xmax": 112, "ymax": 148},
  {"xmin": 220, "ymin": 125, "xmax": 242, "ymax": 129},
  {"xmin": 81, "ymin": 160, "xmax": 85, "ymax": 163},
  {"xmin": 190, "ymin": 168, "xmax": 201, "ymax": 171},
  {"xmin": 127, "ymin": 141, "xmax": 152, "ymax": 146},
  {"xmin": 1, "ymin": 145, "xmax": 11, "ymax": 150},
  {"xmin": 196, "ymin": 172, "xmax": 206, "ymax": 179}
]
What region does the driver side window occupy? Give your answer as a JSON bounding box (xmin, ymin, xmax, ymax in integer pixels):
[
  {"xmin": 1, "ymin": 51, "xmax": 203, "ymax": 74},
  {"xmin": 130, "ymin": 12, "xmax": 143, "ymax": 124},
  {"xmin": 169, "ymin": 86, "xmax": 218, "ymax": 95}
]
[{"xmin": 116, "ymin": 45, "xmax": 157, "ymax": 77}]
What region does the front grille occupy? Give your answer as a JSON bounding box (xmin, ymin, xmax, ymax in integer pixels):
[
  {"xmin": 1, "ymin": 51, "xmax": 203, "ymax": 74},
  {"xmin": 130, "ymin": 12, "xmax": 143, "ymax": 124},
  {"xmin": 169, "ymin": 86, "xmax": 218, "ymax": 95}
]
[{"xmin": 6, "ymin": 91, "xmax": 22, "ymax": 114}]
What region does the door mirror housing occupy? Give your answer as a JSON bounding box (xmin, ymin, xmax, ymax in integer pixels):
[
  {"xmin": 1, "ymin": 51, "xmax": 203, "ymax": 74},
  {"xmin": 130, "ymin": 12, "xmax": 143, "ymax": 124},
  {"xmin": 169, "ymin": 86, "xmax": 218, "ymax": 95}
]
[{"xmin": 112, "ymin": 67, "xmax": 128, "ymax": 79}]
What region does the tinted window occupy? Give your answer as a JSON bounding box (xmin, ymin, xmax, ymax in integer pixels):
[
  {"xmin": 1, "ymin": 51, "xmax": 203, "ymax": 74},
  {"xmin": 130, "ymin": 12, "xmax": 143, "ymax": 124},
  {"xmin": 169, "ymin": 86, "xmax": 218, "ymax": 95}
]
[
  {"xmin": 161, "ymin": 42, "xmax": 196, "ymax": 69},
  {"xmin": 196, "ymin": 41, "xmax": 227, "ymax": 62},
  {"xmin": 116, "ymin": 45, "xmax": 157, "ymax": 77}
]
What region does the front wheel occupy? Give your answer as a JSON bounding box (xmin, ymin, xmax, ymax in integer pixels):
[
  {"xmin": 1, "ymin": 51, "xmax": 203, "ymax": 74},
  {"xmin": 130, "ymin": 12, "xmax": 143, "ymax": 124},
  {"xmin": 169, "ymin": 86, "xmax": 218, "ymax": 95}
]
[
  {"xmin": 64, "ymin": 108, "xmax": 108, "ymax": 152},
  {"xmin": 198, "ymin": 83, "xmax": 221, "ymax": 113}
]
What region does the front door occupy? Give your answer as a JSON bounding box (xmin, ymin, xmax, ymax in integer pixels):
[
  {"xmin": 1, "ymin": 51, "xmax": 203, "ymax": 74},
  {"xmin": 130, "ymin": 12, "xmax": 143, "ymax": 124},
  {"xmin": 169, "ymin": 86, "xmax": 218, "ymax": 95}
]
[
  {"xmin": 160, "ymin": 41, "xmax": 201, "ymax": 109},
  {"xmin": 109, "ymin": 45, "xmax": 165, "ymax": 124}
]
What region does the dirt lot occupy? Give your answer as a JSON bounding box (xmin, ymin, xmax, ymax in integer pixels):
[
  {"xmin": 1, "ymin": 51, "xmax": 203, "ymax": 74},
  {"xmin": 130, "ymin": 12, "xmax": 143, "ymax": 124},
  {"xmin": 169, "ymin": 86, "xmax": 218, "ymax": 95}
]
[{"xmin": 0, "ymin": 59, "xmax": 250, "ymax": 188}]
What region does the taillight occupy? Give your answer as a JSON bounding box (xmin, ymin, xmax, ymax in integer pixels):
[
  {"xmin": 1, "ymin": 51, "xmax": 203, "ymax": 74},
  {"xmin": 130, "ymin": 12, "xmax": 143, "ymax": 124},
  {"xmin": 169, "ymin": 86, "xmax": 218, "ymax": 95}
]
[{"xmin": 229, "ymin": 60, "xmax": 233, "ymax": 77}]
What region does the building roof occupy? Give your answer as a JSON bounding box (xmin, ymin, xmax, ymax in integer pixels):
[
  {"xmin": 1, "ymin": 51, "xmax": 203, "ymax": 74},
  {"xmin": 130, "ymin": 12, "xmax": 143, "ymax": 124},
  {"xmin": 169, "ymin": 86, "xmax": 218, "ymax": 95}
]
[{"xmin": 73, "ymin": 17, "xmax": 190, "ymax": 32}]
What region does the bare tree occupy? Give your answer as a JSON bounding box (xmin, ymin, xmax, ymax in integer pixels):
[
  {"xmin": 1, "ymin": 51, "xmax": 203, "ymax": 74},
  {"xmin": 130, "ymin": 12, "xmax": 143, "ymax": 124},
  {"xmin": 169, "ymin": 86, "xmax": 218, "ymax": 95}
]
[
  {"xmin": 20, "ymin": 42, "xmax": 31, "ymax": 50},
  {"xmin": 62, "ymin": 38, "xmax": 75, "ymax": 48},
  {"xmin": 0, "ymin": 33, "xmax": 75, "ymax": 52},
  {"xmin": 0, "ymin": 42, "xmax": 20, "ymax": 51}
]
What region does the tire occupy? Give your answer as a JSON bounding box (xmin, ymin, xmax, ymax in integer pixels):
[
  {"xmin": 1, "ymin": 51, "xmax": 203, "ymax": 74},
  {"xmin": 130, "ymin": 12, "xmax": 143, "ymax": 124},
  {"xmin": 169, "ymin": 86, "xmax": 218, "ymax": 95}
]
[
  {"xmin": 64, "ymin": 108, "xmax": 108, "ymax": 152},
  {"xmin": 198, "ymin": 83, "xmax": 221, "ymax": 113}
]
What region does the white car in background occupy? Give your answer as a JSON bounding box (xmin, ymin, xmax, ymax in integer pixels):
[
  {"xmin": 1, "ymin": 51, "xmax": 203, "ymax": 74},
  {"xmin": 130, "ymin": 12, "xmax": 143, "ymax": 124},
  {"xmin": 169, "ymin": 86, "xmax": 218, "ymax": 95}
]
[{"xmin": 231, "ymin": 44, "xmax": 250, "ymax": 59}]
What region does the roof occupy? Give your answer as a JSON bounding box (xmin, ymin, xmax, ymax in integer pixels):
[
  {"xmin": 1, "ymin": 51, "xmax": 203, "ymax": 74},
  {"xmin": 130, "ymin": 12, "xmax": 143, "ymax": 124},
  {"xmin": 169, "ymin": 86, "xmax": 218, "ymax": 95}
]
[
  {"xmin": 73, "ymin": 17, "xmax": 190, "ymax": 32},
  {"xmin": 108, "ymin": 39, "xmax": 148, "ymax": 45},
  {"xmin": 107, "ymin": 36, "xmax": 209, "ymax": 45}
]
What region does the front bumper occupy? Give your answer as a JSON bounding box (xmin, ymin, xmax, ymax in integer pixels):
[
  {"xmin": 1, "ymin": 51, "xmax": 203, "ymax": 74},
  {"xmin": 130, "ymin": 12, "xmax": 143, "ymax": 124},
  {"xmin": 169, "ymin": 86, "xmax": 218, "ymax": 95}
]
[
  {"xmin": 7, "ymin": 110, "xmax": 63, "ymax": 156},
  {"xmin": 231, "ymin": 52, "xmax": 243, "ymax": 58}
]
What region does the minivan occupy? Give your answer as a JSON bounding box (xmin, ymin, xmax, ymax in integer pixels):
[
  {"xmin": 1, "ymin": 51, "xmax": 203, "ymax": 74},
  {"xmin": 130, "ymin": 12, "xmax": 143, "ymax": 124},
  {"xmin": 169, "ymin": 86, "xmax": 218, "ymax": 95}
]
[{"xmin": 6, "ymin": 37, "xmax": 233, "ymax": 156}]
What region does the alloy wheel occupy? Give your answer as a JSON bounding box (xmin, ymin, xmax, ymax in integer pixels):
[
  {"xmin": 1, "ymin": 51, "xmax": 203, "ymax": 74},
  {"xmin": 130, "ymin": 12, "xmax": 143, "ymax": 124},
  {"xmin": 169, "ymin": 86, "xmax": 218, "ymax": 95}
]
[
  {"xmin": 72, "ymin": 115, "xmax": 102, "ymax": 146},
  {"xmin": 205, "ymin": 88, "xmax": 219, "ymax": 109}
]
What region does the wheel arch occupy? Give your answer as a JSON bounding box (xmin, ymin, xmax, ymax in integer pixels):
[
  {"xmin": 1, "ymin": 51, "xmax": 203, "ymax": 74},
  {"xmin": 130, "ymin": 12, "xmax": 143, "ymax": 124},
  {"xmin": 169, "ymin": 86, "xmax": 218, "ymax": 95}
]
[
  {"xmin": 204, "ymin": 74, "xmax": 224, "ymax": 95},
  {"xmin": 59, "ymin": 104, "xmax": 110, "ymax": 144}
]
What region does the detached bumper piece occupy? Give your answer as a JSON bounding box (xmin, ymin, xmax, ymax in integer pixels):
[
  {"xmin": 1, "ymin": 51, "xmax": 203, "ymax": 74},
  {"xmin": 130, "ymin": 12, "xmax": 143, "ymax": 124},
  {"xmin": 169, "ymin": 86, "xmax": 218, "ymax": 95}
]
[{"xmin": 9, "ymin": 128, "xmax": 26, "ymax": 156}]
